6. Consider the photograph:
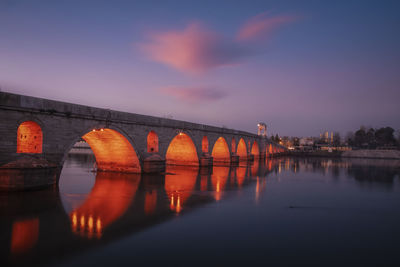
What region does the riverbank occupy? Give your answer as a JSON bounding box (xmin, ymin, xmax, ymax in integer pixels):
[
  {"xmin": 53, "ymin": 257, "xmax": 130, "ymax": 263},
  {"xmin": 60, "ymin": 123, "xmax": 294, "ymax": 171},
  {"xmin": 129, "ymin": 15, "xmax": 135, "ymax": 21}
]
[{"xmin": 342, "ymin": 149, "xmax": 400, "ymax": 160}]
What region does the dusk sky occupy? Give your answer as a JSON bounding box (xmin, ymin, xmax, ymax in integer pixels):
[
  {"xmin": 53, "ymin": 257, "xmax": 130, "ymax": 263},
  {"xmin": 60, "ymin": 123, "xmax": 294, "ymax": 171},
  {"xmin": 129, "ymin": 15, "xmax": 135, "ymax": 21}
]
[{"xmin": 1, "ymin": 0, "xmax": 399, "ymax": 137}]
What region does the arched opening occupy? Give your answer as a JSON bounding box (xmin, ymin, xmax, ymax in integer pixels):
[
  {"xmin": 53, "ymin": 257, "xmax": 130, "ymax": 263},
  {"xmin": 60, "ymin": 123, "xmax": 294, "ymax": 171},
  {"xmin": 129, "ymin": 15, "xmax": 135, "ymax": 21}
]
[
  {"xmin": 211, "ymin": 166, "xmax": 229, "ymax": 201},
  {"xmin": 212, "ymin": 137, "xmax": 230, "ymax": 164},
  {"xmin": 165, "ymin": 165, "xmax": 198, "ymax": 213},
  {"xmin": 269, "ymin": 144, "xmax": 273, "ymax": 155},
  {"xmin": 147, "ymin": 131, "xmax": 159, "ymax": 153},
  {"xmin": 82, "ymin": 128, "xmax": 141, "ymax": 173},
  {"xmin": 237, "ymin": 138, "xmax": 247, "ymax": 161},
  {"xmin": 17, "ymin": 121, "xmax": 43, "ymax": 153},
  {"xmin": 231, "ymin": 138, "xmax": 236, "ymax": 154},
  {"xmin": 202, "ymin": 136, "xmax": 209, "ymax": 153},
  {"xmin": 251, "ymin": 141, "xmax": 260, "ymax": 159},
  {"xmin": 166, "ymin": 133, "xmax": 199, "ymax": 166}
]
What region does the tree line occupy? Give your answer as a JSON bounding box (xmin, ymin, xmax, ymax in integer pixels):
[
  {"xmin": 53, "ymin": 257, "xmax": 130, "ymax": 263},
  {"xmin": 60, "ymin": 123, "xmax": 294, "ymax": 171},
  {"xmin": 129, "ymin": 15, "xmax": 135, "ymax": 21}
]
[{"xmin": 346, "ymin": 126, "xmax": 399, "ymax": 149}]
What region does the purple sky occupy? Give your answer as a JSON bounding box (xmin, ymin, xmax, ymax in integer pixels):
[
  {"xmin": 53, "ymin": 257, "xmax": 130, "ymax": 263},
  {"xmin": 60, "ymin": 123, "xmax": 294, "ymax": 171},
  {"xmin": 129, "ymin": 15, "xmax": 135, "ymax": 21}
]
[{"xmin": 1, "ymin": 0, "xmax": 399, "ymax": 137}]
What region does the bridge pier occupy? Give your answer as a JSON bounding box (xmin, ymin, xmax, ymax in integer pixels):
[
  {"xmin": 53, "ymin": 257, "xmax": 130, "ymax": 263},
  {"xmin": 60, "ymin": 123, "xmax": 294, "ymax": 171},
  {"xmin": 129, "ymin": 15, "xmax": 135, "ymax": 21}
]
[
  {"xmin": 230, "ymin": 154, "xmax": 239, "ymax": 166},
  {"xmin": 143, "ymin": 155, "xmax": 166, "ymax": 173}
]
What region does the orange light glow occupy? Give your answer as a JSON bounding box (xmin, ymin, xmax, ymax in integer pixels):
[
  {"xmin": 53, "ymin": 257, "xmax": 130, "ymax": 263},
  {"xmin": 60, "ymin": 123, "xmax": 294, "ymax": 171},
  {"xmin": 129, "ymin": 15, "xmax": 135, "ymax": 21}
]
[
  {"xmin": 201, "ymin": 136, "xmax": 209, "ymax": 153},
  {"xmin": 251, "ymin": 141, "xmax": 260, "ymax": 159},
  {"xmin": 211, "ymin": 166, "xmax": 229, "ymax": 201},
  {"xmin": 166, "ymin": 133, "xmax": 199, "ymax": 166},
  {"xmin": 236, "ymin": 166, "xmax": 246, "ymax": 187},
  {"xmin": 165, "ymin": 165, "xmax": 198, "ymax": 213},
  {"xmin": 70, "ymin": 172, "xmax": 140, "ymax": 238},
  {"xmin": 269, "ymin": 144, "xmax": 273, "ymax": 154},
  {"xmin": 237, "ymin": 138, "xmax": 247, "ymax": 161},
  {"xmin": 147, "ymin": 131, "xmax": 159, "ymax": 153},
  {"xmin": 144, "ymin": 190, "xmax": 157, "ymax": 215},
  {"xmin": 212, "ymin": 137, "xmax": 230, "ymax": 164},
  {"xmin": 251, "ymin": 159, "xmax": 259, "ymax": 177},
  {"xmin": 10, "ymin": 218, "xmax": 39, "ymax": 255},
  {"xmin": 16, "ymin": 121, "xmax": 43, "ymax": 153},
  {"xmin": 82, "ymin": 128, "xmax": 141, "ymax": 173}
]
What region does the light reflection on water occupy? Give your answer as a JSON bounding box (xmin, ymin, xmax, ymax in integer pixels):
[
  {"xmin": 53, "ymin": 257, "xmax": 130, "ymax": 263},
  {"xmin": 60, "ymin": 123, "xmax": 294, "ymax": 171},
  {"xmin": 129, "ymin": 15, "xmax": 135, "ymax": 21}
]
[{"xmin": 0, "ymin": 154, "xmax": 400, "ymax": 266}]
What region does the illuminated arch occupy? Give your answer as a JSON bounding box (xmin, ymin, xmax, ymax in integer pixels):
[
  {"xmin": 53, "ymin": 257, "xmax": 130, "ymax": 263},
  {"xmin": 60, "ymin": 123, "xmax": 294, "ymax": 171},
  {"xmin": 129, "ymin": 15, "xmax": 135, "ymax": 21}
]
[
  {"xmin": 231, "ymin": 138, "xmax": 236, "ymax": 153},
  {"xmin": 202, "ymin": 136, "xmax": 209, "ymax": 153},
  {"xmin": 212, "ymin": 137, "xmax": 230, "ymax": 164},
  {"xmin": 82, "ymin": 128, "xmax": 141, "ymax": 173},
  {"xmin": 166, "ymin": 132, "xmax": 199, "ymax": 166},
  {"xmin": 17, "ymin": 121, "xmax": 43, "ymax": 153},
  {"xmin": 165, "ymin": 165, "xmax": 198, "ymax": 213},
  {"xmin": 269, "ymin": 144, "xmax": 273, "ymax": 155},
  {"xmin": 237, "ymin": 138, "xmax": 247, "ymax": 160},
  {"xmin": 147, "ymin": 131, "xmax": 159, "ymax": 153},
  {"xmin": 251, "ymin": 141, "xmax": 260, "ymax": 158}
]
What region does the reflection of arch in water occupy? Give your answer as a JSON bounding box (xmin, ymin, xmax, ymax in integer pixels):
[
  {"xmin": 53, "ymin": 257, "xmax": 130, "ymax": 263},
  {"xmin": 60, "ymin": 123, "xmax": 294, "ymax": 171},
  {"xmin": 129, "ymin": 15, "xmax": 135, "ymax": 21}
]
[
  {"xmin": 212, "ymin": 137, "xmax": 231, "ymax": 164},
  {"xmin": 166, "ymin": 133, "xmax": 199, "ymax": 166},
  {"xmin": 251, "ymin": 159, "xmax": 259, "ymax": 177},
  {"xmin": 211, "ymin": 166, "xmax": 230, "ymax": 201},
  {"xmin": 165, "ymin": 165, "xmax": 198, "ymax": 213},
  {"xmin": 70, "ymin": 172, "xmax": 140, "ymax": 239},
  {"xmin": 81, "ymin": 128, "xmax": 141, "ymax": 173},
  {"xmin": 251, "ymin": 141, "xmax": 260, "ymax": 159},
  {"xmin": 237, "ymin": 138, "xmax": 247, "ymax": 161},
  {"xmin": 144, "ymin": 190, "xmax": 157, "ymax": 215},
  {"xmin": 17, "ymin": 121, "xmax": 43, "ymax": 153},
  {"xmin": 236, "ymin": 165, "xmax": 247, "ymax": 187}
]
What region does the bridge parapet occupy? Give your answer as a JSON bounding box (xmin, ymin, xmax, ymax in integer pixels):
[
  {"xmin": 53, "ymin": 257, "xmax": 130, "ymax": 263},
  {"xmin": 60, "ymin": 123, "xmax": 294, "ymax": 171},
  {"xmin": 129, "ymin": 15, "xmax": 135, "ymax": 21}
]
[{"xmin": 0, "ymin": 92, "xmax": 286, "ymax": 190}]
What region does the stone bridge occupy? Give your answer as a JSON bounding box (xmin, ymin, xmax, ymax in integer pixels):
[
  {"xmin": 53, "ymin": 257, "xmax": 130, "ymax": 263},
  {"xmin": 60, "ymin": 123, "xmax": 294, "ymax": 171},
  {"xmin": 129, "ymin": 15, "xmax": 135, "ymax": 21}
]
[{"xmin": 0, "ymin": 92, "xmax": 286, "ymax": 190}]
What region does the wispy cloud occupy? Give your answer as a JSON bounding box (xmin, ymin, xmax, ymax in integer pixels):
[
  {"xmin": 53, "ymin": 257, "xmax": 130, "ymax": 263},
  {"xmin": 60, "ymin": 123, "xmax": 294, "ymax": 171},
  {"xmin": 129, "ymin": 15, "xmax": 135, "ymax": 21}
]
[
  {"xmin": 139, "ymin": 23, "xmax": 248, "ymax": 73},
  {"xmin": 236, "ymin": 12, "xmax": 298, "ymax": 42},
  {"xmin": 139, "ymin": 12, "xmax": 297, "ymax": 73},
  {"xmin": 160, "ymin": 86, "xmax": 228, "ymax": 103}
]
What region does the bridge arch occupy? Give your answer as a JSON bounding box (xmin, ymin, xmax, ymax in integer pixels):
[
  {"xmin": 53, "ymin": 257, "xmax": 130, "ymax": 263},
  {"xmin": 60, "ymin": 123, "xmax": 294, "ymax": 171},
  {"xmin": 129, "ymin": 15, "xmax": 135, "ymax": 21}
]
[
  {"xmin": 62, "ymin": 125, "xmax": 142, "ymax": 173},
  {"xmin": 251, "ymin": 141, "xmax": 260, "ymax": 159},
  {"xmin": 147, "ymin": 131, "xmax": 159, "ymax": 153},
  {"xmin": 166, "ymin": 132, "xmax": 199, "ymax": 166},
  {"xmin": 212, "ymin": 137, "xmax": 230, "ymax": 164},
  {"xmin": 16, "ymin": 121, "xmax": 43, "ymax": 154},
  {"xmin": 237, "ymin": 138, "xmax": 247, "ymax": 160}
]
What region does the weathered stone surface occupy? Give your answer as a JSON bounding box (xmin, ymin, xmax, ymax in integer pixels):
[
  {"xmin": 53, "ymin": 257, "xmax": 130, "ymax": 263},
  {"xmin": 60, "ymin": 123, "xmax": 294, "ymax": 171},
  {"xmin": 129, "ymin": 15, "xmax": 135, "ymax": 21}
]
[{"xmin": 0, "ymin": 92, "xmax": 287, "ymax": 190}]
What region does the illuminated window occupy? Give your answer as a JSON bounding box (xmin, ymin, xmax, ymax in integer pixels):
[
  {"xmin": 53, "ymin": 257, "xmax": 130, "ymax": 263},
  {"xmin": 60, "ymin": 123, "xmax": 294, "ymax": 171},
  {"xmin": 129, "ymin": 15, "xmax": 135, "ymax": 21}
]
[
  {"xmin": 202, "ymin": 136, "xmax": 209, "ymax": 153},
  {"xmin": 17, "ymin": 121, "xmax": 43, "ymax": 153},
  {"xmin": 147, "ymin": 131, "xmax": 159, "ymax": 153}
]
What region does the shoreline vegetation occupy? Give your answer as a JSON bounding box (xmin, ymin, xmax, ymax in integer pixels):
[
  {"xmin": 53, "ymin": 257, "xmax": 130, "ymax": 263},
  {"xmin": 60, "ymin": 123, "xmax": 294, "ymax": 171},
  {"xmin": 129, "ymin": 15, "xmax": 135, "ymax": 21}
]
[{"xmin": 288, "ymin": 149, "xmax": 400, "ymax": 160}]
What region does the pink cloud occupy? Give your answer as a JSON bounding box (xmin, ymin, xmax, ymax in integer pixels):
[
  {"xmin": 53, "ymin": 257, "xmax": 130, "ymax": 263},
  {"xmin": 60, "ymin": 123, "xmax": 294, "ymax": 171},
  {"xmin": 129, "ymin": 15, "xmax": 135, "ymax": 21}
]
[
  {"xmin": 139, "ymin": 23, "xmax": 248, "ymax": 73},
  {"xmin": 236, "ymin": 12, "xmax": 298, "ymax": 42},
  {"xmin": 160, "ymin": 86, "xmax": 228, "ymax": 103}
]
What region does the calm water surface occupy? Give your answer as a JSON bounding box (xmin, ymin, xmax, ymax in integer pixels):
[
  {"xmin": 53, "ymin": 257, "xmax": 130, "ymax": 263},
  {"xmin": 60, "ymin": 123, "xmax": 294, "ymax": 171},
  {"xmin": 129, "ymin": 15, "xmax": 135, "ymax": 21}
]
[{"xmin": 1, "ymin": 153, "xmax": 400, "ymax": 266}]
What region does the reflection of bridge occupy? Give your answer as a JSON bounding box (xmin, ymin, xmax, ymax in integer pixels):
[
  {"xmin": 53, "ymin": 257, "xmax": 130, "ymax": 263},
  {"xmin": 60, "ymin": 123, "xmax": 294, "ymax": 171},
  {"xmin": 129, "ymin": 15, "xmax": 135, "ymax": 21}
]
[
  {"xmin": 0, "ymin": 92, "xmax": 286, "ymax": 190},
  {"xmin": 0, "ymin": 159, "xmax": 282, "ymax": 265}
]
